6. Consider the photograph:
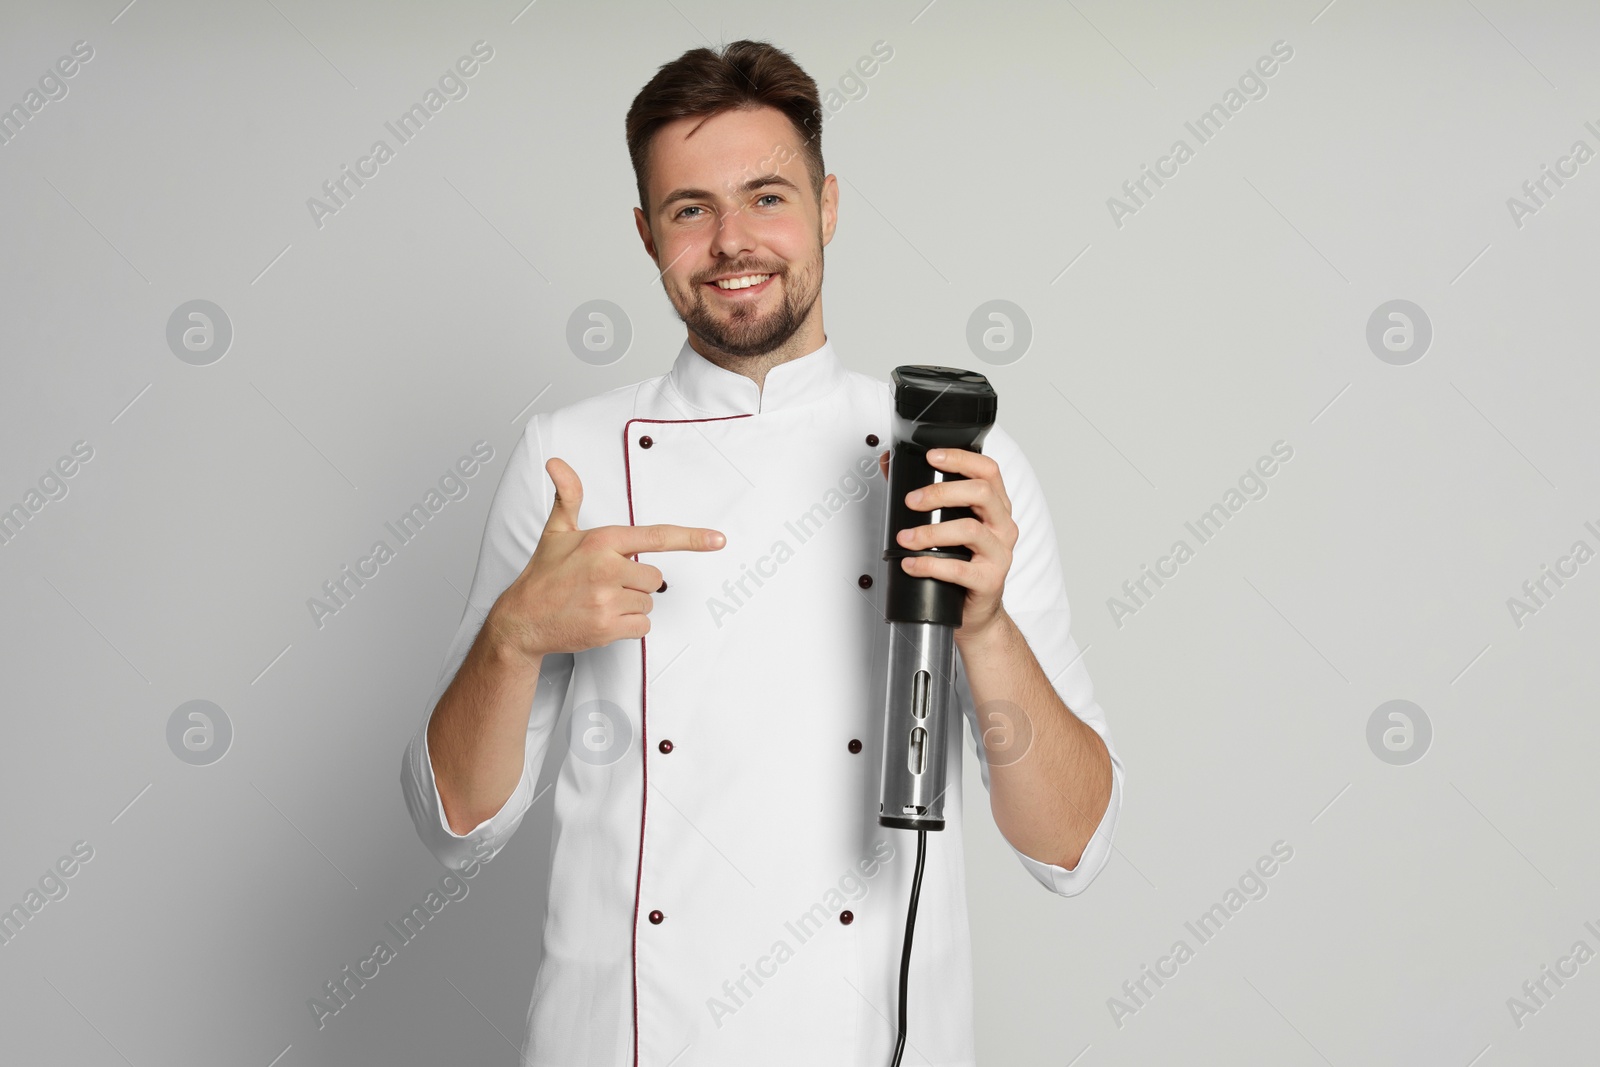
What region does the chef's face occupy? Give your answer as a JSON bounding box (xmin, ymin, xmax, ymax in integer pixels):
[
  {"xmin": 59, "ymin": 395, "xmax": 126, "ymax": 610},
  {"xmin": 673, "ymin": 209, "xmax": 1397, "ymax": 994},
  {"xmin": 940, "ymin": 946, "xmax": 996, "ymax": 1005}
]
[{"xmin": 634, "ymin": 105, "xmax": 838, "ymax": 359}]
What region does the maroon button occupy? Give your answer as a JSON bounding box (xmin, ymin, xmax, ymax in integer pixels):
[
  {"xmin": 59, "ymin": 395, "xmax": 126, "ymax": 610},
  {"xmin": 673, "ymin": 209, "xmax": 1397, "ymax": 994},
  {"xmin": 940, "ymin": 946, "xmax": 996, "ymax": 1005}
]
[
  {"xmin": 865, "ymin": 434, "xmax": 879, "ymax": 447},
  {"xmin": 839, "ymin": 910, "xmax": 854, "ymax": 925},
  {"xmin": 858, "ymin": 574, "xmax": 872, "ymax": 588},
  {"xmin": 848, "ymin": 738, "xmax": 862, "ymax": 754},
  {"xmin": 648, "ymin": 909, "xmax": 664, "ymax": 924},
  {"xmin": 657, "ymin": 580, "xmax": 668, "ymax": 592},
  {"xmin": 658, "ymin": 739, "xmax": 673, "ymax": 754},
  {"xmin": 640, "ymin": 435, "xmax": 654, "ymax": 448}
]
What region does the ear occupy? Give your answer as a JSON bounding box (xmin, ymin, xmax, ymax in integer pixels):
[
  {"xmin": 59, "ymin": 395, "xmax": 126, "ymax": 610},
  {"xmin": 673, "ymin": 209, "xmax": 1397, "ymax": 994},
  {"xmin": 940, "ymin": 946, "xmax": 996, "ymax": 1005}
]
[
  {"xmin": 634, "ymin": 206, "xmax": 659, "ymax": 263},
  {"xmin": 820, "ymin": 173, "xmax": 839, "ymax": 247}
]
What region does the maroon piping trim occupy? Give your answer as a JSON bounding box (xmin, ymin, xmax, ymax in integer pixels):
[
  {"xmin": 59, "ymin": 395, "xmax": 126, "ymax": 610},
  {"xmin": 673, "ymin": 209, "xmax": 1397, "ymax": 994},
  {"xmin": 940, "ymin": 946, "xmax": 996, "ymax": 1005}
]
[{"xmin": 622, "ymin": 412, "xmax": 752, "ymax": 1066}]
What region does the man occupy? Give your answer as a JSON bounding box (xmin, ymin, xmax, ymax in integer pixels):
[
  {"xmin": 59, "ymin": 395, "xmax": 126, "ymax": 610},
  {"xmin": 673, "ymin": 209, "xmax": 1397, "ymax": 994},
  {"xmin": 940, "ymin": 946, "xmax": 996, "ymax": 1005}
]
[{"xmin": 401, "ymin": 39, "xmax": 1123, "ymax": 1066}]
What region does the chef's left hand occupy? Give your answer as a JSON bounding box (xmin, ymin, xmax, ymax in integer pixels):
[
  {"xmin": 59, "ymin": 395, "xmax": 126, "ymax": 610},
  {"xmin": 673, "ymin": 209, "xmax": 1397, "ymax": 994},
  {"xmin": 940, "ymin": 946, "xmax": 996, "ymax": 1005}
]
[{"xmin": 880, "ymin": 447, "xmax": 1017, "ymax": 641}]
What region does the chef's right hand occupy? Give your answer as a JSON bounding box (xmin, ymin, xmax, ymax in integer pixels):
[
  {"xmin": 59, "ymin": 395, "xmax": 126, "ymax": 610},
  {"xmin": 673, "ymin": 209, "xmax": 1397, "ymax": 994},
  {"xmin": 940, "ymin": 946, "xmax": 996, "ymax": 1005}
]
[{"xmin": 487, "ymin": 456, "xmax": 726, "ymax": 658}]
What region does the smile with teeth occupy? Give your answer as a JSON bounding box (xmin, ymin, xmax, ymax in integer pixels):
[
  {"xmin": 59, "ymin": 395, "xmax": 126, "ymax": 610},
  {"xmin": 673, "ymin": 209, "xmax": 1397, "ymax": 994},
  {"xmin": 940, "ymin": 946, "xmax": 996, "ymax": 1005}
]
[{"xmin": 710, "ymin": 273, "xmax": 773, "ymax": 290}]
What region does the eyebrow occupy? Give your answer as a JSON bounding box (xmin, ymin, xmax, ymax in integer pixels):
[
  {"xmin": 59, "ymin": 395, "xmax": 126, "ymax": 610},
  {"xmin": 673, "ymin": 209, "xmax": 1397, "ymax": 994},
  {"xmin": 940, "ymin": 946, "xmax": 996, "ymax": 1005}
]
[{"xmin": 657, "ymin": 174, "xmax": 801, "ymax": 214}]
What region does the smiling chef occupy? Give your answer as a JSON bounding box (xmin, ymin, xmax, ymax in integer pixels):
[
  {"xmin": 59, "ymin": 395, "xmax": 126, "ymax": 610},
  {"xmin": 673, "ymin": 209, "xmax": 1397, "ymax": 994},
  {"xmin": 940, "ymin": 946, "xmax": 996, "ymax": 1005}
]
[{"xmin": 400, "ymin": 38, "xmax": 1123, "ymax": 1067}]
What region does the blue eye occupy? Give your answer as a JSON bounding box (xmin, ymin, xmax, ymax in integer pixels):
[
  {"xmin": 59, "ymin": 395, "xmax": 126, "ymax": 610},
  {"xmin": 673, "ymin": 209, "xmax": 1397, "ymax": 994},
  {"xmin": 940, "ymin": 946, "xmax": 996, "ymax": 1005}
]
[{"xmin": 675, "ymin": 194, "xmax": 781, "ymax": 220}]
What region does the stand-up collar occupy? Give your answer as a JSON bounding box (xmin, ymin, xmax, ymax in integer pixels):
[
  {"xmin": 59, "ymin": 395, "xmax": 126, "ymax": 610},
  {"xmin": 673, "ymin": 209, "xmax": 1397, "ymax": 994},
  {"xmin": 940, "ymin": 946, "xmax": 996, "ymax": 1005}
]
[{"xmin": 663, "ymin": 337, "xmax": 846, "ymax": 417}]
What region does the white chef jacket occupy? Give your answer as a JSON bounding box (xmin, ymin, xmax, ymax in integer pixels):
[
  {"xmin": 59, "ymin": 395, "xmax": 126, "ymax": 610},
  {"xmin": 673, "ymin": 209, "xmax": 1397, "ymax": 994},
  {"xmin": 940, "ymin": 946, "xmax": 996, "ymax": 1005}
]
[{"xmin": 401, "ymin": 337, "xmax": 1125, "ymax": 1066}]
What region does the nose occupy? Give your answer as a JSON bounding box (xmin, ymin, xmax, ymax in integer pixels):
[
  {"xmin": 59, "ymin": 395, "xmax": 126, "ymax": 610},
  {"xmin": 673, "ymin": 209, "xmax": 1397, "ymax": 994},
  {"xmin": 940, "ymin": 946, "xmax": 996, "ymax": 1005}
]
[{"xmin": 710, "ymin": 202, "xmax": 756, "ymax": 261}]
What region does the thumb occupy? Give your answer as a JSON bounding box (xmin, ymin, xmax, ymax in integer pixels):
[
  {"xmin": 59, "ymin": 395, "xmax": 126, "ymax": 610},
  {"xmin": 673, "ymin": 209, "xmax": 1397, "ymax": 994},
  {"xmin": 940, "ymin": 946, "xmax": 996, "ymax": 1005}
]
[{"xmin": 544, "ymin": 457, "xmax": 584, "ymax": 532}]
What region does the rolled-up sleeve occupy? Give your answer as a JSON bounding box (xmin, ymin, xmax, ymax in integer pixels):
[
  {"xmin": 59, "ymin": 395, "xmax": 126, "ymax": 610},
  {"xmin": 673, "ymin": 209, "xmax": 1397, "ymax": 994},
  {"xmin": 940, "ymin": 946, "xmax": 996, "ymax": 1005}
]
[
  {"xmin": 956, "ymin": 421, "xmax": 1125, "ymax": 898},
  {"xmin": 400, "ymin": 412, "xmax": 575, "ymax": 872}
]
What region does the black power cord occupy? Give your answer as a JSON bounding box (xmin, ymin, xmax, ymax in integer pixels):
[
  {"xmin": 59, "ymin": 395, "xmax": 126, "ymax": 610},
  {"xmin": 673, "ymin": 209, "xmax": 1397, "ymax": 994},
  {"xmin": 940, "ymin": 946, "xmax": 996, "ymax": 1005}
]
[{"xmin": 890, "ymin": 829, "xmax": 928, "ymax": 1067}]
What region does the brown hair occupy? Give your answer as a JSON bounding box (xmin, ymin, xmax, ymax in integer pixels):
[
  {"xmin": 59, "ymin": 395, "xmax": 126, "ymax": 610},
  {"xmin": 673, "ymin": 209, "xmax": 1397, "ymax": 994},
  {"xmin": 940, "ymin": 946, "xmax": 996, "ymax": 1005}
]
[{"xmin": 625, "ymin": 39, "xmax": 825, "ymax": 219}]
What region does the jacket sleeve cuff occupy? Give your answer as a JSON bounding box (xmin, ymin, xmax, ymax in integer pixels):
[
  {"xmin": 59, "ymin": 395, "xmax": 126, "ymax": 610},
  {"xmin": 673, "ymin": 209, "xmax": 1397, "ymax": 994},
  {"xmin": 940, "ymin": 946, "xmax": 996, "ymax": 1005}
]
[
  {"xmin": 400, "ymin": 713, "xmax": 533, "ymax": 872},
  {"xmin": 1007, "ymin": 721, "xmax": 1125, "ymax": 897}
]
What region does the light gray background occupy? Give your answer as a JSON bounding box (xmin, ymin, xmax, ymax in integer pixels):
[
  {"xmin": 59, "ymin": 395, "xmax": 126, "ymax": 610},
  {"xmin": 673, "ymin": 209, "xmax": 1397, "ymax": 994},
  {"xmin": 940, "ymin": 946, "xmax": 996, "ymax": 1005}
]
[{"xmin": 2, "ymin": 0, "xmax": 1597, "ymax": 1063}]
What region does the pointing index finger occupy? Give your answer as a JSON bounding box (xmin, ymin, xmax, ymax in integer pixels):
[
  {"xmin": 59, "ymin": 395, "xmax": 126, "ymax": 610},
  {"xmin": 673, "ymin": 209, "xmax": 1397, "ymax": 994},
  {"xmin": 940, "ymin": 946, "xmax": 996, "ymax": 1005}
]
[{"xmin": 610, "ymin": 524, "xmax": 726, "ymax": 555}]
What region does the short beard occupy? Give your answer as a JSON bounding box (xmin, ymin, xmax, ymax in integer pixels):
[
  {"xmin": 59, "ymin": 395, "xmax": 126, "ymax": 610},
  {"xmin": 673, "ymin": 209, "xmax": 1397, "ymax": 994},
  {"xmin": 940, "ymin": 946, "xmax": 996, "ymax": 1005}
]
[{"xmin": 672, "ymin": 254, "xmax": 820, "ymax": 359}]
